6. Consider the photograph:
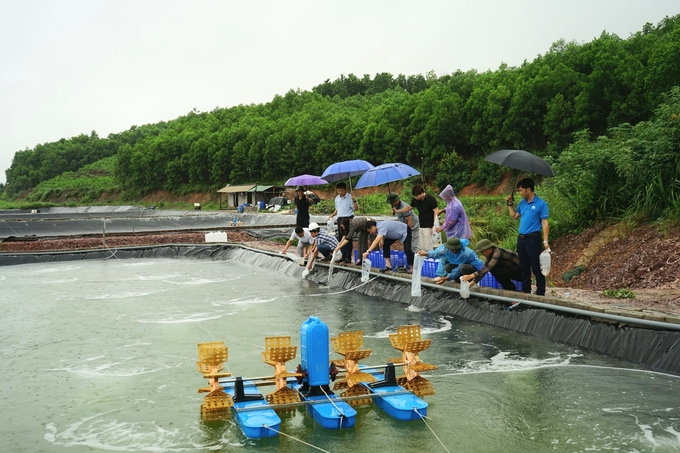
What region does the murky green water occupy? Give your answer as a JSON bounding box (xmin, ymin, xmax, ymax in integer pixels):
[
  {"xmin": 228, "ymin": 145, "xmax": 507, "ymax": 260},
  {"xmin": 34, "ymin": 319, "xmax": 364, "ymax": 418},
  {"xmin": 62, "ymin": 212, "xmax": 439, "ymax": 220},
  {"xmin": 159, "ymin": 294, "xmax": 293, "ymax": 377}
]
[{"xmin": 1, "ymin": 256, "xmax": 679, "ymax": 452}]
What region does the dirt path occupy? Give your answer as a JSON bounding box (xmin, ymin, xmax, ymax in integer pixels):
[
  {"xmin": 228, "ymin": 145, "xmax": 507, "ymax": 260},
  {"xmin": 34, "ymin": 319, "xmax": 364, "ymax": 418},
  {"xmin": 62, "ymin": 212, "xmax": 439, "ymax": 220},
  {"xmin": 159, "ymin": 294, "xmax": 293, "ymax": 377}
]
[{"xmin": 2, "ymin": 225, "xmax": 679, "ymax": 321}]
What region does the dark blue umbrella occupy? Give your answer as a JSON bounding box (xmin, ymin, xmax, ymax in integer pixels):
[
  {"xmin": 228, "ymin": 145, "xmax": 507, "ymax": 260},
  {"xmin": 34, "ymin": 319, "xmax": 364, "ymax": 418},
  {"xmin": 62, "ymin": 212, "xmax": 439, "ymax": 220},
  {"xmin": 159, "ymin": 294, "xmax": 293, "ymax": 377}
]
[
  {"xmin": 321, "ymin": 159, "xmax": 374, "ymax": 192},
  {"xmin": 284, "ymin": 174, "xmax": 328, "ymax": 187},
  {"xmin": 354, "ymin": 163, "xmax": 421, "ymax": 192}
]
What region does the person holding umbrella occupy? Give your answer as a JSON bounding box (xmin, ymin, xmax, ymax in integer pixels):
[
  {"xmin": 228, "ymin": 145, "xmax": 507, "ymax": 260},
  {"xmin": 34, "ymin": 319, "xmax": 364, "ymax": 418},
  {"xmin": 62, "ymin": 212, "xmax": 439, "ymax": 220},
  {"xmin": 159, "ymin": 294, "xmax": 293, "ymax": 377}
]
[
  {"xmin": 327, "ymin": 182, "xmax": 358, "ymax": 263},
  {"xmin": 293, "ymin": 185, "xmax": 313, "ymax": 227},
  {"xmin": 506, "ymin": 178, "xmax": 550, "ymax": 296},
  {"xmin": 436, "ymin": 185, "xmax": 472, "ymax": 240}
]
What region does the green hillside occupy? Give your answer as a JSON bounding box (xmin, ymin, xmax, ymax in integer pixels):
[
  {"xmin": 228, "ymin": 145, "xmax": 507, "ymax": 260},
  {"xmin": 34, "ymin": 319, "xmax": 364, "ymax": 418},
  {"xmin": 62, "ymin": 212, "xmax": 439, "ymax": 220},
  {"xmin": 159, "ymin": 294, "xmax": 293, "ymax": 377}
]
[{"xmin": 2, "ymin": 15, "xmax": 679, "ymax": 241}]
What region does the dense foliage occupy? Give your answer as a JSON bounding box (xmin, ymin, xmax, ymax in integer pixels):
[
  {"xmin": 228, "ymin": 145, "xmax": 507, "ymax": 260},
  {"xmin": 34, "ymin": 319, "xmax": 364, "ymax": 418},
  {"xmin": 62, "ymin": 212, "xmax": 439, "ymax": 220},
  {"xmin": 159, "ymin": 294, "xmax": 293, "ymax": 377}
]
[
  {"xmin": 5, "ymin": 124, "xmax": 168, "ymax": 196},
  {"xmin": 3, "ymin": 15, "xmax": 680, "ymax": 239},
  {"xmin": 544, "ymin": 86, "xmax": 680, "ymax": 236}
]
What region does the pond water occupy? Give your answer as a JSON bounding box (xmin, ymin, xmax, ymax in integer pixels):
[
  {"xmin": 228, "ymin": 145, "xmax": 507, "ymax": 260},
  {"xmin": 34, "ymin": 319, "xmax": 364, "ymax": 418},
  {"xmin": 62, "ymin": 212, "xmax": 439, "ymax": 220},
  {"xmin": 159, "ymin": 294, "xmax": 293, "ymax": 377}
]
[{"xmin": 1, "ymin": 256, "xmax": 679, "ymax": 452}]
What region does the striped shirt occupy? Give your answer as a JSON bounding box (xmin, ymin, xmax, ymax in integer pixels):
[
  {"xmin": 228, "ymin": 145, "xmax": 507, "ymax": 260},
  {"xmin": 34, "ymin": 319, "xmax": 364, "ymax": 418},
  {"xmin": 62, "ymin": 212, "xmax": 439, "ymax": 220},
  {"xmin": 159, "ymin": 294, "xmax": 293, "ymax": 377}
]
[
  {"xmin": 473, "ymin": 247, "xmax": 520, "ymax": 283},
  {"xmin": 314, "ymin": 229, "xmax": 339, "ymax": 249}
]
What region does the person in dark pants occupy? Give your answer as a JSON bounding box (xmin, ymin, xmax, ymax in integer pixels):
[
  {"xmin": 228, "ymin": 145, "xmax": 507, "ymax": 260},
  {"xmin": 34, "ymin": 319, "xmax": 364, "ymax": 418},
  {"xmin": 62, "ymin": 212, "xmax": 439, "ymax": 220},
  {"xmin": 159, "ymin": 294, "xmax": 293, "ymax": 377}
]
[
  {"xmin": 362, "ymin": 220, "xmax": 413, "ymax": 273},
  {"xmin": 506, "ymin": 178, "xmax": 550, "ymax": 296},
  {"xmin": 460, "ymin": 239, "xmax": 522, "ymax": 291},
  {"xmin": 293, "ymin": 185, "xmax": 313, "ymax": 227},
  {"xmin": 408, "ymin": 185, "xmax": 439, "ymax": 251},
  {"xmin": 327, "ymin": 182, "xmax": 358, "ymax": 263},
  {"xmin": 334, "ymin": 216, "xmax": 372, "ymax": 265}
]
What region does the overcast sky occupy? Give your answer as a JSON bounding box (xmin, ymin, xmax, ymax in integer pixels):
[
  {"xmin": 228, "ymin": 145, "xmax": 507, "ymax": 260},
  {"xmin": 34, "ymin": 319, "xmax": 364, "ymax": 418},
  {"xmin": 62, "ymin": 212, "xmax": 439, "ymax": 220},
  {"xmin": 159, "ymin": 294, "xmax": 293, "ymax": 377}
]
[{"xmin": 1, "ymin": 1, "xmax": 677, "ymax": 184}]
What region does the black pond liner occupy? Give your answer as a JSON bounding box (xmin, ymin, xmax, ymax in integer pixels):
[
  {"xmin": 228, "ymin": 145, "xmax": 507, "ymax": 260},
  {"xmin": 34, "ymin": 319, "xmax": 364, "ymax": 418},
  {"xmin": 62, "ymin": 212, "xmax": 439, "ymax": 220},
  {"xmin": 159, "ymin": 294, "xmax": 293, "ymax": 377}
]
[{"xmin": 1, "ymin": 243, "xmax": 679, "ymax": 376}]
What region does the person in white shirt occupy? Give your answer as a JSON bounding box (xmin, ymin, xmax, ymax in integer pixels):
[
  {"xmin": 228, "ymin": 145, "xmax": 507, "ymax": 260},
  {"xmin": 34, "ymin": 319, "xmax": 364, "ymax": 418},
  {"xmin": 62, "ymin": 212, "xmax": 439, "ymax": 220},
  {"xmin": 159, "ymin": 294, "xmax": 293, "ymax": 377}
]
[
  {"xmin": 327, "ymin": 182, "xmax": 358, "ymax": 263},
  {"xmin": 281, "ymin": 226, "xmax": 315, "ymax": 260}
]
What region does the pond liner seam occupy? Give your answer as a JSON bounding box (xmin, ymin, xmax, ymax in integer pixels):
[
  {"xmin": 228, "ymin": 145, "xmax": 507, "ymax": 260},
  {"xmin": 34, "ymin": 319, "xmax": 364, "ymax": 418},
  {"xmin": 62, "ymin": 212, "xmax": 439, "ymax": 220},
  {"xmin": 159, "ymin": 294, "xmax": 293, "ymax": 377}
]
[{"xmin": 2, "ymin": 243, "xmax": 679, "ymax": 375}]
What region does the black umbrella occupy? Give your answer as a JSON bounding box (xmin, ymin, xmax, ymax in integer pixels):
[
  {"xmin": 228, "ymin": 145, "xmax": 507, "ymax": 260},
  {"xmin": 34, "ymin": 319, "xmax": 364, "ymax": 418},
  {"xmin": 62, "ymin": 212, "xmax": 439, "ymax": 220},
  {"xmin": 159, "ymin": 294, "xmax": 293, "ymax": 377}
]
[
  {"xmin": 485, "ymin": 149, "xmax": 554, "ymax": 195},
  {"xmin": 484, "ymin": 149, "xmax": 554, "ymax": 176}
]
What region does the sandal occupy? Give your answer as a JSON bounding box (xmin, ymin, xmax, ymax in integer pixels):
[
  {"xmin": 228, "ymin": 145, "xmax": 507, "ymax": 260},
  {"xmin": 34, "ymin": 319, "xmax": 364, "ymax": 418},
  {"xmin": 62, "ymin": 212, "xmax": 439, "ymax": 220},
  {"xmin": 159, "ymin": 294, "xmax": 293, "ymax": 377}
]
[{"xmin": 379, "ymin": 266, "xmax": 395, "ymax": 273}]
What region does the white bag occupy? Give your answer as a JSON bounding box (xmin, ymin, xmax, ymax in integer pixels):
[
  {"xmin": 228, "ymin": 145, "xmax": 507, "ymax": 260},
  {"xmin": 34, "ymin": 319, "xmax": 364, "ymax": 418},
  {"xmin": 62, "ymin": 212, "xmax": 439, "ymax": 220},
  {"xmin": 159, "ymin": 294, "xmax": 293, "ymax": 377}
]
[
  {"xmin": 460, "ymin": 279, "xmax": 470, "ymax": 299},
  {"xmin": 432, "ymin": 216, "xmax": 443, "ymax": 248},
  {"xmin": 361, "ymin": 258, "xmax": 372, "ymax": 282},
  {"xmin": 411, "ymin": 254, "xmax": 424, "ymax": 297},
  {"xmin": 286, "ymin": 252, "xmax": 304, "ymax": 266}
]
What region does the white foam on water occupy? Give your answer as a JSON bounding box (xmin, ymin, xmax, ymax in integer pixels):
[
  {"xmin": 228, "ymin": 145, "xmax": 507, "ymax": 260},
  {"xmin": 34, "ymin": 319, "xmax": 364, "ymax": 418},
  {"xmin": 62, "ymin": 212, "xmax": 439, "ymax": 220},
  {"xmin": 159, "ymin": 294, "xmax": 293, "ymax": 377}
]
[
  {"xmin": 133, "ymin": 273, "xmax": 184, "ymax": 281},
  {"xmin": 45, "ymin": 277, "xmax": 79, "ymax": 284},
  {"xmin": 32, "ymin": 264, "xmax": 83, "ymax": 274},
  {"xmin": 226, "ymin": 296, "xmax": 276, "ymax": 306},
  {"xmin": 47, "ymin": 360, "xmax": 175, "ymax": 378},
  {"xmin": 420, "ymin": 318, "xmax": 452, "ymax": 335},
  {"xmin": 163, "ymin": 277, "xmax": 232, "ymax": 285},
  {"xmin": 0, "ymin": 275, "xmax": 5, "ymax": 281},
  {"xmin": 631, "ymin": 414, "xmax": 680, "ymax": 448},
  {"xmin": 121, "ymin": 259, "xmax": 158, "ymax": 267},
  {"xmin": 406, "ymin": 304, "xmax": 425, "ymax": 312},
  {"xmin": 366, "ymin": 316, "xmax": 452, "ymax": 338},
  {"xmin": 119, "ymin": 342, "xmax": 153, "ymax": 349},
  {"xmin": 84, "ymin": 290, "xmax": 167, "ymax": 300},
  {"xmin": 446, "ymin": 351, "xmax": 583, "ymax": 375},
  {"xmin": 137, "ymin": 311, "xmax": 238, "ymax": 324},
  {"xmin": 44, "ymin": 411, "xmax": 237, "ymax": 452}
]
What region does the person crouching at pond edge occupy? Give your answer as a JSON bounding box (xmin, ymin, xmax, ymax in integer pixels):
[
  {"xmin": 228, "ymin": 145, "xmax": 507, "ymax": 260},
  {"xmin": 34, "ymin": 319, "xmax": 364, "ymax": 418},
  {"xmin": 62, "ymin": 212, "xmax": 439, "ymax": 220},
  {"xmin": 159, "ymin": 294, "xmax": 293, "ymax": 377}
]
[{"xmin": 363, "ymin": 220, "xmax": 414, "ymax": 273}]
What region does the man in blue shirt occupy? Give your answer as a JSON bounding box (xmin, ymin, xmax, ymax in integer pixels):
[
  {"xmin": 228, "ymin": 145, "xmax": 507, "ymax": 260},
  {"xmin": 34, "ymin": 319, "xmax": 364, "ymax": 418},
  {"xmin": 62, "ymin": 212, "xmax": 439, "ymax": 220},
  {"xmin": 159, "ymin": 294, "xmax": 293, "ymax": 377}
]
[
  {"xmin": 362, "ymin": 220, "xmax": 414, "ymax": 273},
  {"xmin": 506, "ymin": 178, "xmax": 550, "ymax": 296},
  {"xmin": 327, "ymin": 182, "xmax": 358, "ymax": 263}
]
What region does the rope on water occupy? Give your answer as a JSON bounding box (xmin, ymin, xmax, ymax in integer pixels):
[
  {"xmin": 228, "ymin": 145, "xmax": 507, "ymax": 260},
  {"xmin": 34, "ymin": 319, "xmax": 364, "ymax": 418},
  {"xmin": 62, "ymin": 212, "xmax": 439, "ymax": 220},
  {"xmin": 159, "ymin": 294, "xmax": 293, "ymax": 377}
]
[
  {"xmin": 263, "ymin": 425, "xmax": 331, "ymax": 452},
  {"xmin": 101, "ymin": 248, "xmax": 118, "ymax": 260},
  {"xmin": 298, "ymin": 276, "xmax": 381, "ymax": 298},
  {"xmin": 415, "ymin": 408, "xmax": 450, "ymax": 453},
  {"xmin": 197, "ymin": 323, "xmax": 214, "ymax": 341},
  {"xmin": 319, "ymin": 385, "xmax": 348, "ymax": 427},
  {"xmin": 1, "ymin": 218, "xmax": 20, "ymax": 236}
]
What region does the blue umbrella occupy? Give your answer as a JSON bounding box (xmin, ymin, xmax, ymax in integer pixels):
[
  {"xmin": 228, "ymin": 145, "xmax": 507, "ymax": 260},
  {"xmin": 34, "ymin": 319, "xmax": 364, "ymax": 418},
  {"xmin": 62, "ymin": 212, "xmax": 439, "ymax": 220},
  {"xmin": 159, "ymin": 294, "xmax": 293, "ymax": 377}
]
[
  {"xmin": 284, "ymin": 174, "xmax": 329, "ymax": 187},
  {"xmin": 354, "ymin": 163, "xmax": 421, "ymax": 192},
  {"xmin": 321, "ymin": 159, "xmax": 374, "ymax": 192}
]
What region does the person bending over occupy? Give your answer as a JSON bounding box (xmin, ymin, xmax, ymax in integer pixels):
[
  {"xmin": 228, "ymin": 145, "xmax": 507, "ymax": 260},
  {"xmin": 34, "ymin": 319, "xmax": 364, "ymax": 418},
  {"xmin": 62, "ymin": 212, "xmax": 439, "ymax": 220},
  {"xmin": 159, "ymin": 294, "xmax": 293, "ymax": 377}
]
[{"xmin": 362, "ymin": 220, "xmax": 414, "ymax": 273}]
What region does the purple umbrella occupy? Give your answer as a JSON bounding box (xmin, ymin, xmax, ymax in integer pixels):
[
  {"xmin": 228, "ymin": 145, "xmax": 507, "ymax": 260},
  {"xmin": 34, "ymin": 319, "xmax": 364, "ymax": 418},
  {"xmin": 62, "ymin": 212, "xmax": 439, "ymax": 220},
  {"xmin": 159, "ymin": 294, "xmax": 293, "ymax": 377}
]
[
  {"xmin": 284, "ymin": 174, "xmax": 329, "ymax": 187},
  {"xmin": 321, "ymin": 159, "xmax": 374, "ymax": 192},
  {"xmin": 354, "ymin": 163, "xmax": 421, "ymax": 193}
]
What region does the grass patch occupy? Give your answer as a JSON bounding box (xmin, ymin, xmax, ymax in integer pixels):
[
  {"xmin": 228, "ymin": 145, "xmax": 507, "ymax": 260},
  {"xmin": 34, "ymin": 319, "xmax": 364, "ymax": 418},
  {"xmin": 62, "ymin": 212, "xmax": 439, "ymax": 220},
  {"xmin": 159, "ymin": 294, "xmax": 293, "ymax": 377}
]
[{"xmin": 601, "ymin": 288, "xmax": 637, "ymax": 299}]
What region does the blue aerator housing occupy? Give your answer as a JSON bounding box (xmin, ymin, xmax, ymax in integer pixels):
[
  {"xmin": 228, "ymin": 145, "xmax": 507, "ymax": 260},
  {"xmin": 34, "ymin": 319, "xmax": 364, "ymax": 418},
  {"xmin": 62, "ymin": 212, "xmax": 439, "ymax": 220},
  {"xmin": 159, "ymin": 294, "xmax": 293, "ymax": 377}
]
[{"xmin": 299, "ymin": 316, "xmax": 330, "ymax": 386}]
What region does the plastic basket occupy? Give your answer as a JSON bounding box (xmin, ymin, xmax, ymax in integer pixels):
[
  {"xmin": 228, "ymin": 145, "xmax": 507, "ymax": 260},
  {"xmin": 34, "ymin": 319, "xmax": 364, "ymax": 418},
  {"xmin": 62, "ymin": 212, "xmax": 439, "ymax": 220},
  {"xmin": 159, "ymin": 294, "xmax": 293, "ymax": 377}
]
[
  {"xmin": 479, "ymin": 273, "xmax": 523, "ymax": 291},
  {"xmin": 390, "ymin": 250, "xmax": 406, "ymax": 267},
  {"xmin": 479, "ymin": 272, "xmax": 502, "ymax": 288},
  {"xmin": 421, "ymin": 259, "xmax": 439, "ymax": 278},
  {"xmin": 368, "ymin": 251, "xmax": 385, "ymax": 269}
]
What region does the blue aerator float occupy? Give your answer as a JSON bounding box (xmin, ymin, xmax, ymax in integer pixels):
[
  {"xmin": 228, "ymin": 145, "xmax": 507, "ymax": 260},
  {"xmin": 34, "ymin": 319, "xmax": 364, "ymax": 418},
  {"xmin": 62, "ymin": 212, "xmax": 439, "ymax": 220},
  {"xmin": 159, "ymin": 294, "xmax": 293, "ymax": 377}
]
[{"xmin": 196, "ymin": 317, "xmax": 436, "ymax": 439}]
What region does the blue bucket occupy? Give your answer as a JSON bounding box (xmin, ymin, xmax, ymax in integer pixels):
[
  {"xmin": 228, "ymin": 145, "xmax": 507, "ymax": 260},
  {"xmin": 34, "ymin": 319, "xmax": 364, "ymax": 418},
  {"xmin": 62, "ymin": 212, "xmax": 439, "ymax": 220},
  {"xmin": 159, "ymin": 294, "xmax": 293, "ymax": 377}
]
[
  {"xmin": 237, "ymin": 205, "xmax": 244, "ymax": 213},
  {"xmin": 259, "ymin": 200, "xmax": 265, "ymax": 210}
]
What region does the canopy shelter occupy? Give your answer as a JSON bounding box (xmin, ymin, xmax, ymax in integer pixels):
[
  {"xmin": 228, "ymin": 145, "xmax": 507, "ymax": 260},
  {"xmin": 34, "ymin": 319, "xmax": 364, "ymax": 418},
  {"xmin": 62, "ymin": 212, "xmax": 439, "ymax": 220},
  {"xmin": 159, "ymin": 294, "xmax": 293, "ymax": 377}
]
[{"xmin": 217, "ymin": 184, "xmax": 286, "ymax": 209}]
